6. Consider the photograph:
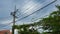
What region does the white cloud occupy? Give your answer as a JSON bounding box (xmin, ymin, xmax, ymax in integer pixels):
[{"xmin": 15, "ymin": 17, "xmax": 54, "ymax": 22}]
[
  {"xmin": 0, "ymin": 0, "xmax": 60, "ymax": 32},
  {"xmin": 0, "ymin": 19, "xmax": 12, "ymax": 24},
  {"xmin": 20, "ymin": 1, "xmax": 42, "ymax": 16}
]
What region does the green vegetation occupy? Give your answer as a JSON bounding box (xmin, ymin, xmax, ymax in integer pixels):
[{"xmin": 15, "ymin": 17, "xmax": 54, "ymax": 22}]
[
  {"xmin": 14, "ymin": 24, "xmax": 40, "ymax": 34},
  {"xmin": 40, "ymin": 5, "xmax": 60, "ymax": 34},
  {"xmin": 13, "ymin": 5, "xmax": 60, "ymax": 34}
]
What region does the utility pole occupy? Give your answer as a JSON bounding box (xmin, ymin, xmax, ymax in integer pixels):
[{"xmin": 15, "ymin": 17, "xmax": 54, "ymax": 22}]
[{"xmin": 11, "ymin": 5, "xmax": 18, "ymax": 34}]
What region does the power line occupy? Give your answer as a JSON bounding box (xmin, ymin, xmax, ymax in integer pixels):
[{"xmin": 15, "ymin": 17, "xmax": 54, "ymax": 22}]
[
  {"xmin": 0, "ymin": 0, "xmax": 51, "ymax": 24},
  {"xmin": 17, "ymin": 0, "xmax": 36, "ymax": 16},
  {"xmin": 2, "ymin": 0, "xmax": 32, "ymax": 27},
  {"xmin": 0, "ymin": 0, "xmax": 47, "ymax": 27},
  {"xmin": 0, "ymin": 24, "xmax": 12, "ymax": 30},
  {"xmin": 0, "ymin": 1, "xmax": 41, "ymax": 28},
  {"xmin": 15, "ymin": 0, "xmax": 57, "ymax": 22},
  {"xmin": 17, "ymin": 1, "xmax": 41, "ymax": 17},
  {"xmin": 17, "ymin": 0, "xmax": 55, "ymax": 17},
  {"xmin": 17, "ymin": 0, "xmax": 47, "ymax": 18},
  {"xmin": 0, "ymin": 15, "xmax": 47, "ymax": 28},
  {"xmin": 0, "ymin": 15, "xmax": 48, "ymax": 30},
  {"xmin": 0, "ymin": 0, "xmax": 57, "ymax": 28},
  {"xmin": 0, "ymin": 22, "xmax": 12, "ymax": 27}
]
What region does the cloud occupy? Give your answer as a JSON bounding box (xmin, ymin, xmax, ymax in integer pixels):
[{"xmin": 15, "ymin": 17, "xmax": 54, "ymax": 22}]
[
  {"xmin": 0, "ymin": 0, "xmax": 60, "ymax": 31},
  {"xmin": 0, "ymin": 18, "xmax": 13, "ymax": 30},
  {"xmin": 22, "ymin": 1, "xmax": 42, "ymax": 14}
]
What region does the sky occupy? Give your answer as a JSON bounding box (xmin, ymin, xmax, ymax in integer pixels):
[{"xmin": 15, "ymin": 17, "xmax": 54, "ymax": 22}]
[{"xmin": 0, "ymin": 0, "xmax": 60, "ymax": 33}]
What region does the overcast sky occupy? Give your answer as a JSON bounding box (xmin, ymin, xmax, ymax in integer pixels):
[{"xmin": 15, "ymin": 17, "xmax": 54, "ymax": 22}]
[{"xmin": 0, "ymin": 0, "xmax": 60, "ymax": 31}]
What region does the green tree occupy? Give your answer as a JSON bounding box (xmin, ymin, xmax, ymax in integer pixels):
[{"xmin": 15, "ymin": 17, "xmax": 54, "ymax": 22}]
[
  {"xmin": 14, "ymin": 24, "xmax": 40, "ymax": 34},
  {"xmin": 41, "ymin": 5, "xmax": 60, "ymax": 34}
]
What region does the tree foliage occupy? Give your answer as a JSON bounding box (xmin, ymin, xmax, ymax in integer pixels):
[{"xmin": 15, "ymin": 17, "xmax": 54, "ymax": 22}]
[
  {"xmin": 41, "ymin": 5, "xmax": 60, "ymax": 34},
  {"xmin": 14, "ymin": 23, "xmax": 40, "ymax": 34},
  {"xmin": 13, "ymin": 4, "xmax": 60, "ymax": 34}
]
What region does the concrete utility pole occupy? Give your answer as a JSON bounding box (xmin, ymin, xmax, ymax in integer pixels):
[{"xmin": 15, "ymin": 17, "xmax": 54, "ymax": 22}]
[{"xmin": 11, "ymin": 6, "xmax": 18, "ymax": 34}]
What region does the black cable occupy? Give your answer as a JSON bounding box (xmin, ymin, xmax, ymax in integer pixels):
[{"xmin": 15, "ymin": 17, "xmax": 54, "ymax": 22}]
[
  {"xmin": 0, "ymin": 22, "xmax": 12, "ymax": 27},
  {"xmin": 0, "ymin": 0, "xmax": 31, "ymax": 27},
  {"xmin": 5, "ymin": 0, "xmax": 57, "ymax": 25},
  {"xmin": 17, "ymin": 0, "xmax": 53, "ymax": 17},
  {"xmin": 15, "ymin": 0, "xmax": 57, "ymax": 22},
  {"xmin": 16, "ymin": 0, "xmax": 48, "ymax": 18},
  {"xmin": 0, "ymin": 17, "xmax": 12, "ymax": 27},
  {"xmin": 0, "ymin": 0, "xmax": 33, "ymax": 28},
  {"xmin": 17, "ymin": 0, "xmax": 42, "ymax": 17},
  {"xmin": 0, "ymin": 0, "xmax": 57, "ymax": 28}
]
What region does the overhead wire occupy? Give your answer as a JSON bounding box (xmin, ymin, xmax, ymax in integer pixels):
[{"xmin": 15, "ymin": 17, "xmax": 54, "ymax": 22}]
[
  {"xmin": 17, "ymin": 0, "xmax": 42, "ymax": 17},
  {"xmin": 0, "ymin": 0, "xmax": 43, "ymax": 27},
  {"xmin": 17, "ymin": 0, "xmax": 54, "ymax": 16},
  {"xmin": 0, "ymin": 16, "xmax": 12, "ymax": 27},
  {"xmin": 17, "ymin": 0, "xmax": 46, "ymax": 17},
  {"xmin": 15, "ymin": 0, "xmax": 57, "ymax": 22},
  {"xmin": 0, "ymin": 0, "xmax": 33, "ymax": 28},
  {"xmin": 0, "ymin": 0, "xmax": 35, "ymax": 29},
  {"xmin": 0, "ymin": 0, "xmax": 57, "ymax": 29}
]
